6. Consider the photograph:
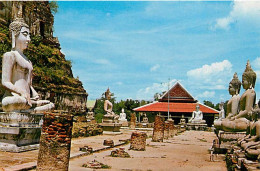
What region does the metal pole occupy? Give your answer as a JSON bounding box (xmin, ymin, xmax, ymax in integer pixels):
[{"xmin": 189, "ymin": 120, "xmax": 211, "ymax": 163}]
[{"xmin": 168, "ymin": 78, "xmax": 170, "ymax": 120}]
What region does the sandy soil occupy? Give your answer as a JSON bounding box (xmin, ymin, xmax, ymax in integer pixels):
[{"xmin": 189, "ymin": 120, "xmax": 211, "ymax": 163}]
[{"xmin": 69, "ymin": 130, "xmax": 227, "ymax": 171}]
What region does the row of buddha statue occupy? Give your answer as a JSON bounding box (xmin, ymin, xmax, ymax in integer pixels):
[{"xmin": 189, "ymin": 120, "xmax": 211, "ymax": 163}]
[{"xmin": 214, "ymin": 60, "xmax": 259, "ymax": 159}]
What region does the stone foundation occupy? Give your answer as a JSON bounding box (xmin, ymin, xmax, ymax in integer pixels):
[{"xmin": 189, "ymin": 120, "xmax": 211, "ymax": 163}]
[
  {"xmin": 152, "ymin": 116, "xmax": 164, "ymax": 142},
  {"xmin": 103, "ymin": 139, "xmax": 114, "ymax": 147},
  {"xmin": 0, "ymin": 112, "xmax": 43, "ymax": 152},
  {"xmin": 130, "ymin": 131, "xmax": 147, "ymax": 151},
  {"xmin": 130, "ymin": 113, "xmax": 136, "ymax": 130},
  {"xmin": 186, "ymin": 123, "xmax": 207, "ymax": 131},
  {"xmin": 37, "ymin": 112, "xmax": 73, "ymax": 171}
]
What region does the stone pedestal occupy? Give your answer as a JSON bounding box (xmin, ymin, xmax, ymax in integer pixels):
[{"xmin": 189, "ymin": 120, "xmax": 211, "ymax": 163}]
[
  {"xmin": 130, "ymin": 113, "xmax": 136, "ymax": 130},
  {"xmin": 99, "ymin": 115, "xmax": 122, "ymax": 133},
  {"xmin": 119, "ymin": 121, "xmax": 128, "ymax": 127},
  {"xmin": 164, "ymin": 121, "xmax": 170, "ymax": 139},
  {"xmin": 130, "ymin": 131, "xmax": 147, "ymax": 151},
  {"xmin": 37, "ymin": 112, "xmax": 73, "ymax": 171},
  {"xmin": 0, "ymin": 112, "xmax": 43, "ymax": 152},
  {"xmin": 152, "ymin": 116, "xmax": 164, "ymax": 142},
  {"xmin": 186, "ymin": 123, "xmax": 207, "ymax": 131},
  {"xmin": 103, "ymin": 139, "xmax": 114, "ymax": 147}
]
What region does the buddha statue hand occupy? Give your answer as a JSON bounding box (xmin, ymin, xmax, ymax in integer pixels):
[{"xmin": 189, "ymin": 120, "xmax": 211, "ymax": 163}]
[{"xmin": 21, "ymin": 92, "xmax": 32, "ymax": 107}]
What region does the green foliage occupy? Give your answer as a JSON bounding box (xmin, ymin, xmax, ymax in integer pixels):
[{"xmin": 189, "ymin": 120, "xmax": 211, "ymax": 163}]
[
  {"xmin": 49, "ymin": 1, "xmax": 58, "ymax": 14},
  {"xmin": 203, "ymin": 100, "xmax": 214, "ymax": 108}
]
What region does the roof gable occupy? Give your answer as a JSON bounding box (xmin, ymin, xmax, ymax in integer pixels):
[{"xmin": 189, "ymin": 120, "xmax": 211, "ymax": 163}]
[{"xmin": 159, "ymin": 81, "xmax": 196, "ymax": 102}]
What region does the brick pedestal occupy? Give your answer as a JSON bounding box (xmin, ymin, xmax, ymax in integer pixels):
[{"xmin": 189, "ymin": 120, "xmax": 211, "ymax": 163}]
[
  {"xmin": 168, "ymin": 119, "xmax": 175, "ymax": 138},
  {"xmin": 152, "ymin": 116, "xmax": 164, "ymax": 142},
  {"xmin": 37, "ymin": 112, "xmax": 73, "ymax": 171},
  {"xmin": 130, "ymin": 113, "xmax": 136, "ymax": 130},
  {"xmin": 164, "ymin": 121, "xmax": 170, "ymax": 139},
  {"xmin": 130, "ymin": 131, "xmax": 147, "ymax": 151}
]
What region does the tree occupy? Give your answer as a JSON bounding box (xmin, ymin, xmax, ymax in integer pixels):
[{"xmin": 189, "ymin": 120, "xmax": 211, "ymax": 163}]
[{"xmin": 203, "ymin": 100, "xmax": 214, "ymax": 108}]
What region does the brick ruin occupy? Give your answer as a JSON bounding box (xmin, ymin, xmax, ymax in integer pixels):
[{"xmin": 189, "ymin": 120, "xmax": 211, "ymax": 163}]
[
  {"xmin": 152, "ymin": 115, "xmax": 164, "ymax": 142},
  {"xmin": 130, "ymin": 113, "xmax": 136, "ymax": 130},
  {"xmin": 37, "ymin": 112, "xmax": 73, "ymax": 171},
  {"xmin": 130, "ymin": 131, "xmax": 147, "ymax": 151}
]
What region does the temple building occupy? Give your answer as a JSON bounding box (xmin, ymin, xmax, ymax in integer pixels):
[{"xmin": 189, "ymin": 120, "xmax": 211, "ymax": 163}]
[{"xmin": 133, "ymin": 81, "xmax": 219, "ymax": 126}]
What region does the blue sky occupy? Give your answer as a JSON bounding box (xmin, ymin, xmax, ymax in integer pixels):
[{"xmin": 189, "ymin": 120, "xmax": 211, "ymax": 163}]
[{"xmin": 53, "ymin": 1, "xmax": 260, "ymax": 104}]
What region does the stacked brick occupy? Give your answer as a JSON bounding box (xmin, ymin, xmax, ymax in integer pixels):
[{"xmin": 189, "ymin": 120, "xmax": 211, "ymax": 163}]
[
  {"xmin": 130, "ymin": 113, "xmax": 136, "ymax": 130},
  {"xmin": 168, "ymin": 119, "xmax": 175, "ymax": 138},
  {"xmin": 37, "ymin": 112, "xmax": 73, "ymax": 171},
  {"xmin": 152, "ymin": 115, "xmax": 164, "ymax": 142},
  {"xmin": 164, "ymin": 121, "xmax": 170, "ymax": 139},
  {"xmin": 130, "ymin": 131, "xmax": 147, "ymax": 151}
]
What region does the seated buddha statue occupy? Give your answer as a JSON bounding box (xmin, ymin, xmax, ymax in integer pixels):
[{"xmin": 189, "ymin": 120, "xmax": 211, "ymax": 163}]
[
  {"xmin": 221, "ymin": 61, "xmax": 256, "ymax": 132},
  {"xmin": 119, "ymin": 108, "xmax": 127, "ymax": 122},
  {"xmin": 1, "ymin": 15, "xmax": 54, "ymax": 113},
  {"xmin": 214, "ymin": 73, "xmax": 241, "ymax": 131},
  {"xmin": 238, "ymin": 103, "xmax": 260, "ymax": 153},
  {"xmin": 189, "ymin": 104, "xmax": 206, "ymax": 124},
  {"xmin": 103, "ymin": 88, "xmax": 119, "ymax": 120}
]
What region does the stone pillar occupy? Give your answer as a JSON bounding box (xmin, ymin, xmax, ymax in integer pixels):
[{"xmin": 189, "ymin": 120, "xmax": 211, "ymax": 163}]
[
  {"xmin": 152, "ymin": 115, "xmax": 164, "ymax": 142},
  {"xmin": 130, "ymin": 131, "xmax": 147, "ymax": 151},
  {"xmin": 37, "ymin": 112, "xmax": 73, "ymax": 171},
  {"xmin": 164, "ymin": 121, "xmax": 170, "ymax": 139},
  {"xmin": 130, "ymin": 113, "xmax": 136, "ymax": 130},
  {"xmin": 168, "ymin": 119, "xmax": 175, "ymax": 137}
]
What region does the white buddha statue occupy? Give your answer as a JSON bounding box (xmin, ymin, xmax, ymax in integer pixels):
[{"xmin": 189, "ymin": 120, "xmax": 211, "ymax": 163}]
[
  {"xmin": 1, "ymin": 14, "xmax": 54, "ymax": 113},
  {"xmin": 189, "ymin": 104, "xmax": 206, "ymax": 124},
  {"xmin": 119, "ymin": 108, "xmax": 127, "ymax": 122}
]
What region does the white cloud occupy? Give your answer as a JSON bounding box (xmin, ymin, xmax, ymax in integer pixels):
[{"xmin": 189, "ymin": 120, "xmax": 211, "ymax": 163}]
[
  {"xmin": 196, "ymin": 91, "xmax": 215, "ymax": 98},
  {"xmin": 150, "ymin": 64, "xmax": 160, "ymax": 72},
  {"xmin": 214, "ymin": 1, "xmax": 260, "ymax": 30},
  {"xmin": 136, "ymin": 79, "xmax": 177, "ymax": 100},
  {"xmin": 187, "ymin": 60, "xmax": 232, "ymax": 80},
  {"xmin": 252, "ymin": 57, "xmax": 260, "ymax": 69},
  {"xmin": 94, "ymin": 59, "xmax": 112, "ymax": 65},
  {"xmin": 116, "ymin": 81, "xmax": 123, "ymax": 86}
]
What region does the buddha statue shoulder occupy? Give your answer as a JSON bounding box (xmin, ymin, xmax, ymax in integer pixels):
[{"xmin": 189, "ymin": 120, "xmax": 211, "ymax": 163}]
[{"xmin": 1, "ymin": 14, "xmax": 54, "ymax": 113}]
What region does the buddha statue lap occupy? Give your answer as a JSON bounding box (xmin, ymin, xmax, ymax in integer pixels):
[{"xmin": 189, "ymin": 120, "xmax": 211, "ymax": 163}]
[
  {"xmin": 221, "ymin": 61, "xmax": 256, "ymax": 132},
  {"xmin": 1, "ymin": 15, "xmax": 54, "ymax": 113},
  {"xmin": 189, "ymin": 104, "xmax": 206, "ymax": 124}
]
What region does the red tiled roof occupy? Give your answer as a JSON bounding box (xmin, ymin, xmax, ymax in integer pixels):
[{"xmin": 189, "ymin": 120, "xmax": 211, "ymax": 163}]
[{"xmin": 133, "ymin": 102, "xmax": 219, "ymax": 114}]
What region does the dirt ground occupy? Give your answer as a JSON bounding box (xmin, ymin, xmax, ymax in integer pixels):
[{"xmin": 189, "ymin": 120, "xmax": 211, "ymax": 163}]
[
  {"xmin": 0, "ymin": 130, "xmax": 227, "ymax": 171},
  {"xmin": 69, "ymin": 130, "xmax": 226, "ymax": 171}
]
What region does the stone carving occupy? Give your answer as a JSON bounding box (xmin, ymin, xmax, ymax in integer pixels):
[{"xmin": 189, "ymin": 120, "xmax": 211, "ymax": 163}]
[
  {"xmin": 238, "ymin": 101, "xmax": 260, "ymax": 159},
  {"xmin": 103, "ymin": 88, "xmax": 119, "ymax": 120},
  {"xmin": 118, "ymin": 108, "xmax": 127, "ymax": 122},
  {"xmin": 189, "ymin": 104, "xmax": 206, "ymax": 124},
  {"xmin": 221, "ymin": 61, "xmax": 256, "ymax": 132},
  {"xmin": 1, "ymin": 12, "xmax": 54, "ymax": 113},
  {"xmin": 214, "ymin": 73, "xmax": 241, "ymax": 131},
  {"xmin": 180, "ymin": 114, "xmax": 186, "ymax": 125},
  {"xmin": 218, "ymin": 102, "xmax": 225, "ymax": 120}
]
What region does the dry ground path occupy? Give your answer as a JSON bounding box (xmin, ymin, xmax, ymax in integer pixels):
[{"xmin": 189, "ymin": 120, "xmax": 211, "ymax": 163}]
[
  {"xmin": 69, "ymin": 130, "xmax": 226, "ymax": 171},
  {"xmin": 0, "ymin": 129, "xmax": 226, "ymax": 171}
]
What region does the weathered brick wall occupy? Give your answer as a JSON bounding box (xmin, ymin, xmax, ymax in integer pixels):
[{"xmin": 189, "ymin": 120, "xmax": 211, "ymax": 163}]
[
  {"xmin": 37, "ymin": 112, "xmax": 73, "ymax": 171},
  {"xmin": 130, "ymin": 131, "xmax": 147, "ymax": 151},
  {"xmin": 130, "ymin": 113, "xmax": 136, "ymax": 130},
  {"xmin": 152, "ymin": 115, "xmax": 164, "ymax": 142}
]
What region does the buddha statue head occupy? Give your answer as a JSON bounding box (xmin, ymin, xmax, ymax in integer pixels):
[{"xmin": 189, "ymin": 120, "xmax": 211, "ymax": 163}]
[
  {"xmin": 105, "ymin": 88, "xmax": 111, "ymax": 100},
  {"xmin": 195, "ymin": 104, "xmax": 200, "ymax": 111},
  {"xmin": 229, "ymin": 72, "xmax": 241, "ymax": 95},
  {"xmin": 9, "ymin": 8, "xmax": 30, "ymax": 51},
  {"xmin": 242, "ymin": 60, "xmax": 256, "ymax": 89}
]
